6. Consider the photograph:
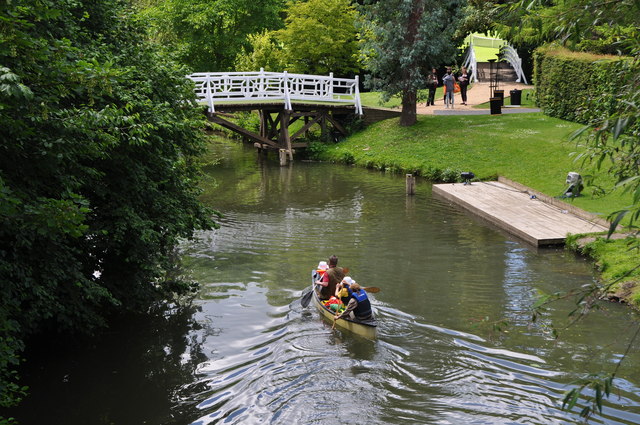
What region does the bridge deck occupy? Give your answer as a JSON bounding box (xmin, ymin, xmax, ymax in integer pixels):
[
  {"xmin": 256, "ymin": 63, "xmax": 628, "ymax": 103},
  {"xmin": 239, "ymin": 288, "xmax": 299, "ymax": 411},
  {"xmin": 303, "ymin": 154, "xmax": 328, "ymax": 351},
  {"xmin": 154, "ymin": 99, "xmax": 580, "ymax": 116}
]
[{"xmin": 433, "ymin": 180, "xmax": 608, "ymax": 246}]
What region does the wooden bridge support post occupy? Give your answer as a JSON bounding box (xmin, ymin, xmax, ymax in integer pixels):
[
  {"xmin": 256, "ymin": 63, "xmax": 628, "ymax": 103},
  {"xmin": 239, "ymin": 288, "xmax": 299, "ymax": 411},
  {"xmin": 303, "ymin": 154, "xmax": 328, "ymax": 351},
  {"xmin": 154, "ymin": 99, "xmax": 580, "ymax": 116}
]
[
  {"xmin": 279, "ymin": 110, "xmax": 293, "ymax": 160},
  {"xmin": 259, "ymin": 111, "xmax": 268, "ymax": 138},
  {"xmin": 279, "ymin": 149, "xmax": 288, "ymax": 166},
  {"xmin": 406, "ymin": 174, "xmax": 416, "ymax": 195},
  {"xmin": 320, "ymin": 112, "xmax": 328, "ymax": 142}
]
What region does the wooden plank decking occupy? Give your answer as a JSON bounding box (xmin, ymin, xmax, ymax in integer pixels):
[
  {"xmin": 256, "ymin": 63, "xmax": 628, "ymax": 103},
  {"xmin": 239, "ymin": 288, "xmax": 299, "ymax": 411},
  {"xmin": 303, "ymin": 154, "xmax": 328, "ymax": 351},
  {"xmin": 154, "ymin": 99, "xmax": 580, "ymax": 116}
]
[{"xmin": 432, "ymin": 180, "xmax": 608, "ymax": 246}]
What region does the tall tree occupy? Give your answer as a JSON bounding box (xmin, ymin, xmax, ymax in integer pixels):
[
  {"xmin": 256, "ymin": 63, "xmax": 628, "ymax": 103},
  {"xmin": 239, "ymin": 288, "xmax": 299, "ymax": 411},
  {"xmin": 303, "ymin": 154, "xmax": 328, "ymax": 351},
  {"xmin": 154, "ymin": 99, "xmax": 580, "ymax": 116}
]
[
  {"xmin": 139, "ymin": 0, "xmax": 286, "ymax": 71},
  {"xmin": 276, "ymin": 0, "xmax": 361, "ymax": 76},
  {"xmin": 362, "ymin": 0, "xmax": 465, "ymax": 126}
]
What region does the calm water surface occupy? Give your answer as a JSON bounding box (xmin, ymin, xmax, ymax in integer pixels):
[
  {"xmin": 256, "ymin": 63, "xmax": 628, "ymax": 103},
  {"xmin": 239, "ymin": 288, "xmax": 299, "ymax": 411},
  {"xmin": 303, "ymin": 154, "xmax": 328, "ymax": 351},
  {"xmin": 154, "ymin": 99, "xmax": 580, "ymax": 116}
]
[{"xmin": 11, "ymin": 137, "xmax": 640, "ymax": 424}]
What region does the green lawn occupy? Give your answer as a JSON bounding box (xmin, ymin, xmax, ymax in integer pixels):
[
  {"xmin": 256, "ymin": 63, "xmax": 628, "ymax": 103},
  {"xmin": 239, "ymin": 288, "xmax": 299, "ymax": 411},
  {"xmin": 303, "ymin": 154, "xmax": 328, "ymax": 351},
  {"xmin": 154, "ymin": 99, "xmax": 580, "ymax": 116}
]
[
  {"xmin": 320, "ymin": 112, "xmax": 631, "ymax": 219},
  {"xmin": 360, "ymin": 89, "xmax": 445, "ymax": 109}
]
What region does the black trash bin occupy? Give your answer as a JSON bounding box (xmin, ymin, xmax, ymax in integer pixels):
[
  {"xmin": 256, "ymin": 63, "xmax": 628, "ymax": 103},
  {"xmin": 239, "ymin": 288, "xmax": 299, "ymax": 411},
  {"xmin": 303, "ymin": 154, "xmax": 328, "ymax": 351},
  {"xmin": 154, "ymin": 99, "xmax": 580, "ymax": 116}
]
[
  {"xmin": 490, "ymin": 97, "xmax": 502, "ymax": 115},
  {"xmin": 494, "ymin": 89, "xmax": 504, "ymax": 106},
  {"xmin": 510, "ymin": 89, "xmax": 522, "ymax": 106}
]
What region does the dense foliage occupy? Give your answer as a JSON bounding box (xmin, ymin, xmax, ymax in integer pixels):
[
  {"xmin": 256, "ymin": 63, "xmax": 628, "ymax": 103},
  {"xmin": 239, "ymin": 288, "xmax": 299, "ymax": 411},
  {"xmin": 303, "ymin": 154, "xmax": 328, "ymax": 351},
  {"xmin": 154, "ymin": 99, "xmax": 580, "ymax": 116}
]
[
  {"xmin": 139, "ymin": 0, "xmax": 286, "ymax": 71},
  {"xmin": 276, "ymin": 0, "xmax": 360, "ymax": 75},
  {"xmin": 235, "ymin": 0, "xmax": 361, "ymax": 76},
  {"xmin": 362, "ymin": 0, "xmax": 466, "ymax": 126},
  {"xmin": 533, "ymin": 45, "xmax": 629, "ymax": 125},
  {"xmin": 0, "ymin": 0, "xmax": 214, "ymax": 414},
  {"xmin": 490, "ymin": 0, "xmax": 640, "ymax": 420}
]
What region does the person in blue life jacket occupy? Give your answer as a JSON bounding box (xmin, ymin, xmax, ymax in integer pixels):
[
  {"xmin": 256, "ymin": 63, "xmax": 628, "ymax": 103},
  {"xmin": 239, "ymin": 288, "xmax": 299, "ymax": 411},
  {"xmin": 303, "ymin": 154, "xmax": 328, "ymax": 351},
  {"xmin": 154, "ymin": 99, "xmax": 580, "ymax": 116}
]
[{"xmin": 333, "ymin": 283, "xmax": 373, "ymax": 322}]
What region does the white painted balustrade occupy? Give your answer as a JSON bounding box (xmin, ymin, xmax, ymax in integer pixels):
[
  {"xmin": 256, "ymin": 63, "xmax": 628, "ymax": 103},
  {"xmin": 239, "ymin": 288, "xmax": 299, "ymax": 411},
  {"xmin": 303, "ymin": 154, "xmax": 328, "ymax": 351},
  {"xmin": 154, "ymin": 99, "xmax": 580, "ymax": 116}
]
[{"xmin": 187, "ymin": 69, "xmax": 363, "ymax": 115}]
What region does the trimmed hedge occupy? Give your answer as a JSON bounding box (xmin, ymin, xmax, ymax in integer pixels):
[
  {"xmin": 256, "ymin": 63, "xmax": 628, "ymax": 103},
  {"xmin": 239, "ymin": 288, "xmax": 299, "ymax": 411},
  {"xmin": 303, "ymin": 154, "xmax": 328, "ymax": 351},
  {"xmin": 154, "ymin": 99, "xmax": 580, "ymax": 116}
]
[{"xmin": 533, "ymin": 45, "xmax": 630, "ymax": 125}]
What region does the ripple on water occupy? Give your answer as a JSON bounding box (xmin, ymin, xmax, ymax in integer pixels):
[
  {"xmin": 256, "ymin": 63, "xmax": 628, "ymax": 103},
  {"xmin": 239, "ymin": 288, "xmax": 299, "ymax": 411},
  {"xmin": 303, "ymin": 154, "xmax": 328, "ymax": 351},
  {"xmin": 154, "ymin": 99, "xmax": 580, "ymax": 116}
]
[{"xmin": 178, "ymin": 291, "xmax": 640, "ymax": 425}]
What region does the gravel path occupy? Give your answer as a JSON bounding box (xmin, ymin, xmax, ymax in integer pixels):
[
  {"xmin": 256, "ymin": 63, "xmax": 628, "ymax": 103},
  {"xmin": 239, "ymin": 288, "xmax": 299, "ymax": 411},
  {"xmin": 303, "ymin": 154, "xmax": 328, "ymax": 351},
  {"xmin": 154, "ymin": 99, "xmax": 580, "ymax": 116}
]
[{"xmin": 417, "ymin": 81, "xmax": 536, "ymax": 115}]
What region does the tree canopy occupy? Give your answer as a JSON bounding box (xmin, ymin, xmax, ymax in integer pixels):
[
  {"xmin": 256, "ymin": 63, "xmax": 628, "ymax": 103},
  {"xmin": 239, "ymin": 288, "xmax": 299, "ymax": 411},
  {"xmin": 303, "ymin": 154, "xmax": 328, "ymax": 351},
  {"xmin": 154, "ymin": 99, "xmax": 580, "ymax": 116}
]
[
  {"xmin": 276, "ymin": 0, "xmax": 361, "ymax": 76},
  {"xmin": 0, "ymin": 0, "xmax": 215, "ymax": 413},
  {"xmin": 235, "ymin": 0, "xmax": 361, "ymax": 76},
  {"xmin": 362, "ymin": 0, "xmax": 465, "ymax": 125},
  {"xmin": 139, "ymin": 0, "xmax": 286, "ymax": 71}
]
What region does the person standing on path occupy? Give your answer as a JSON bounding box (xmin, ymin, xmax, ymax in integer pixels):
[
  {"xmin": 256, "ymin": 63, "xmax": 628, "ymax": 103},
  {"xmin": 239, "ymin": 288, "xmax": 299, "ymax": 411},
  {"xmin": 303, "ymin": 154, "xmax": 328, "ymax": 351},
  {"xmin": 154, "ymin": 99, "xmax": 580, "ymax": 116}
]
[
  {"xmin": 426, "ymin": 68, "xmax": 438, "ymax": 106},
  {"xmin": 442, "ymin": 67, "xmax": 455, "ymax": 108},
  {"xmin": 458, "ymin": 66, "xmax": 469, "ymax": 105}
]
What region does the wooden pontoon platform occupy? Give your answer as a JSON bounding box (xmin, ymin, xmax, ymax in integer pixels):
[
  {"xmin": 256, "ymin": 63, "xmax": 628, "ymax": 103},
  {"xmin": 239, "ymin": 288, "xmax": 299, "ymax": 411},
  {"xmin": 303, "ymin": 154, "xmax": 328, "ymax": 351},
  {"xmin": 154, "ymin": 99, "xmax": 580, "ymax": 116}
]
[{"xmin": 432, "ymin": 177, "xmax": 608, "ymax": 246}]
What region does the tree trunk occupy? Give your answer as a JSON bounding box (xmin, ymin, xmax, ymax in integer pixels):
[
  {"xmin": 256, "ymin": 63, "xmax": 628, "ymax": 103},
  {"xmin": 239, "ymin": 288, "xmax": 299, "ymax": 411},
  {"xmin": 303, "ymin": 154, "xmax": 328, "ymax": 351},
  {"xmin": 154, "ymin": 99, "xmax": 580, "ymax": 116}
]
[
  {"xmin": 400, "ymin": 88, "xmax": 417, "ymax": 126},
  {"xmin": 399, "ymin": 0, "xmax": 424, "ymax": 127}
]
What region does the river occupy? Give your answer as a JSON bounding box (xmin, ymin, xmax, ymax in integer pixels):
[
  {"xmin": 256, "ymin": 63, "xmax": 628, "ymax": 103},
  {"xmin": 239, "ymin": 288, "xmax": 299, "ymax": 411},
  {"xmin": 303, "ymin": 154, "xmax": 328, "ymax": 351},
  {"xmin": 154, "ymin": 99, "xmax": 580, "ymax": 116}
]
[{"xmin": 10, "ymin": 136, "xmax": 640, "ymax": 424}]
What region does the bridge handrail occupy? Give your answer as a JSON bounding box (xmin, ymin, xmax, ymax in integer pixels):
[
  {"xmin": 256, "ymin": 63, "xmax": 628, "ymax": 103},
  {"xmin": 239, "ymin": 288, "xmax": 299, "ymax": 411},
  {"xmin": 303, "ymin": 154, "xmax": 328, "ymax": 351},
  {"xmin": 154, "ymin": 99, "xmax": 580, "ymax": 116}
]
[{"xmin": 187, "ymin": 69, "xmax": 363, "ymax": 115}]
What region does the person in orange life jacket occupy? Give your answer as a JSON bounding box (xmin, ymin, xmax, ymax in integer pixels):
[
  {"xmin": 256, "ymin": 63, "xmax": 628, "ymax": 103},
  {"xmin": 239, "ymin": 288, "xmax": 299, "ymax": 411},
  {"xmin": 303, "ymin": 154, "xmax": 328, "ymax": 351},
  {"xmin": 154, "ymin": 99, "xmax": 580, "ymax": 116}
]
[
  {"xmin": 312, "ymin": 260, "xmax": 329, "ymax": 282},
  {"xmin": 316, "ymin": 255, "xmax": 345, "ymax": 300},
  {"xmin": 335, "ymin": 276, "xmax": 354, "ymax": 305},
  {"xmin": 333, "ymin": 283, "xmax": 373, "ymax": 322}
]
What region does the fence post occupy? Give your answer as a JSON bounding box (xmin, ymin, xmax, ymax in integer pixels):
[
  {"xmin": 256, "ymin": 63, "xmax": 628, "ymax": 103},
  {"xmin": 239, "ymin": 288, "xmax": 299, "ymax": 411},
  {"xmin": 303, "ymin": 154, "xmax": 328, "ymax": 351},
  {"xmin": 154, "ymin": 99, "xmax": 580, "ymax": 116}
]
[
  {"xmin": 354, "ymin": 75, "xmax": 363, "ymax": 115},
  {"xmin": 259, "ymin": 67, "xmax": 265, "ymax": 98},
  {"xmin": 329, "ymin": 72, "xmax": 334, "ymax": 100},
  {"xmin": 406, "ymin": 174, "xmax": 416, "ymax": 195},
  {"xmin": 283, "ymin": 71, "xmax": 292, "ymax": 111},
  {"xmin": 207, "ymin": 75, "xmax": 215, "ymax": 113}
]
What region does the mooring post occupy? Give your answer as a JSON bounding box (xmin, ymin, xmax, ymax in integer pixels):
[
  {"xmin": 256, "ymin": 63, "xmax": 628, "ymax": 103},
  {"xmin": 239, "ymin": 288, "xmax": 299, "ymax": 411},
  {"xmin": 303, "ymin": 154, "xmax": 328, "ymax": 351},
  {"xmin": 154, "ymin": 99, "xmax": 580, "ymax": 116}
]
[
  {"xmin": 406, "ymin": 174, "xmax": 415, "ymax": 195},
  {"xmin": 279, "ymin": 149, "xmax": 288, "ymax": 166}
]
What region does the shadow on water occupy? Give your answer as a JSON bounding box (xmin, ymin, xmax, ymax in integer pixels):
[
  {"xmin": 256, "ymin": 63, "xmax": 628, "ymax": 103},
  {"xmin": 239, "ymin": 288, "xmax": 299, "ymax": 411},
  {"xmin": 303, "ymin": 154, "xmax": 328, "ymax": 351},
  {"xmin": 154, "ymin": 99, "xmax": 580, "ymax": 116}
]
[{"xmin": 7, "ymin": 304, "xmax": 208, "ymax": 424}]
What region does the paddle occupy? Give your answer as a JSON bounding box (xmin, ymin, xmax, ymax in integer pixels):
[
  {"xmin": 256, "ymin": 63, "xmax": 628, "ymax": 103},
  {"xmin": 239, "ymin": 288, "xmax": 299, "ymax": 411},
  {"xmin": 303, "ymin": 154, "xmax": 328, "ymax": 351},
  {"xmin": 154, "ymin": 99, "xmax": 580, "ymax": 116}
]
[
  {"xmin": 362, "ymin": 286, "xmax": 380, "ymax": 293},
  {"xmin": 300, "ymin": 289, "xmax": 314, "ymax": 307}
]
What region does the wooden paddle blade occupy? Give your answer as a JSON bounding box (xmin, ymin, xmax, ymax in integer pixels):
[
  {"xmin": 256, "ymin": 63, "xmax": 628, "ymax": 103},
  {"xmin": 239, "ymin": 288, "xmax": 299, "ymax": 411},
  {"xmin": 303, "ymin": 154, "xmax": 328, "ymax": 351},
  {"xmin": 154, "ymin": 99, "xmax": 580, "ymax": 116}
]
[
  {"xmin": 301, "ymin": 290, "xmax": 313, "ymax": 307},
  {"xmin": 363, "ymin": 286, "xmax": 380, "ymax": 293}
]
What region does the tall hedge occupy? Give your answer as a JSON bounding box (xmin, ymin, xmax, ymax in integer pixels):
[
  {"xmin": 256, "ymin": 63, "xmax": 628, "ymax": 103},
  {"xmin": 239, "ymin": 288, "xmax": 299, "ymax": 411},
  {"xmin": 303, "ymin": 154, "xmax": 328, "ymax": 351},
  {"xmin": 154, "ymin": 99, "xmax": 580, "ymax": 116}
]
[{"xmin": 533, "ymin": 45, "xmax": 630, "ymax": 125}]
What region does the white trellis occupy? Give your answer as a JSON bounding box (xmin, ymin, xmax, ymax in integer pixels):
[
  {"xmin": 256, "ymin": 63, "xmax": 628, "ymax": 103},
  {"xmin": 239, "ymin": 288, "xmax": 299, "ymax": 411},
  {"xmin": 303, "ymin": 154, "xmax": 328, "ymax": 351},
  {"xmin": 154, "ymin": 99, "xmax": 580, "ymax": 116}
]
[
  {"xmin": 462, "ymin": 38, "xmax": 528, "ymax": 84},
  {"xmin": 187, "ymin": 69, "xmax": 363, "ymax": 115},
  {"xmin": 462, "ymin": 45, "xmax": 479, "ymax": 83},
  {"xmin": 501, "ymin": 44, "xmax": 528, "ymax": 84}
]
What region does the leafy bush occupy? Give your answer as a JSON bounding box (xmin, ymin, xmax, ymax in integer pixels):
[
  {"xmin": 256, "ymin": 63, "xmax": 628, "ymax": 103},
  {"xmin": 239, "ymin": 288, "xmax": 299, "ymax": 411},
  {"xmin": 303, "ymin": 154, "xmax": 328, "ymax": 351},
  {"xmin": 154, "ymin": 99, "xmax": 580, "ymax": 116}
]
[
  {"xmin": 0, "ymin": 0, "xmax": 215, "ymax": 414},
  {"xmin": 235, "ymin": 112, "xmax": 261, "ymax": 134},
  {"xmin": 533, "ymin": 44, "xmax": 630, "ymax": 125}
]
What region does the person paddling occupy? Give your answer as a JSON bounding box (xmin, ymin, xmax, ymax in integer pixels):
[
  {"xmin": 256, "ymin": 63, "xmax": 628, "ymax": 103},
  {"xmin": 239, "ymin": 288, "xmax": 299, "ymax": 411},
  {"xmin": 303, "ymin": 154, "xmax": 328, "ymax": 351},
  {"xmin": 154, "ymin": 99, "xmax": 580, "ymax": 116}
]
[
  {"xmin": 333, "ymin": 283, "xmax": 373, "ymax": 322},
  {"xmin": 316, "ymin": 255, "xmax": 345, "ymax": 300},
  {"xmin": 335, "ymin": 276, "xmax": 354, "ymax": 305}
]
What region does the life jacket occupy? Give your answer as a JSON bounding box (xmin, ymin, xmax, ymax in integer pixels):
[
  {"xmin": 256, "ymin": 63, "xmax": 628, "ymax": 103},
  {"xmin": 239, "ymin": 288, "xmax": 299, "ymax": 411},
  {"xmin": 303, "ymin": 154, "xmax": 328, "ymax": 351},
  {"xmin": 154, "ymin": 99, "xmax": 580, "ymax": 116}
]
[
  {"xmin": 349, "ymin": 289, "xmax": 372, "ymax": 319},
  {"xmin": 312, "ymin": 269, "xmax": 326, "ymax": 282}
]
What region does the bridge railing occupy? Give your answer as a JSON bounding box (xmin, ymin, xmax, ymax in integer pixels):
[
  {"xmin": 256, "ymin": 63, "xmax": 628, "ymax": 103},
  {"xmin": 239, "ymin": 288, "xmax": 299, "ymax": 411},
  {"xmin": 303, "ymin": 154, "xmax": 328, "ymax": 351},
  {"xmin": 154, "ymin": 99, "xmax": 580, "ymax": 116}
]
[{"xmin": 187, "ymin": 69, "xmax": 363, "ymax": 115}]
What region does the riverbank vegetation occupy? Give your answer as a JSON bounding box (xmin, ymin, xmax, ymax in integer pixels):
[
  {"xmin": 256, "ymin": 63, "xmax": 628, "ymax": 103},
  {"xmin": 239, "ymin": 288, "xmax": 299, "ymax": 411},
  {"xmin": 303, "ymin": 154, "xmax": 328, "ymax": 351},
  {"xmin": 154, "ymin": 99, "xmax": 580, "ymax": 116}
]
[
  {"xmin": 316, "ymin": 113, "xmax": 630, "ymax": 216},
  {"xmin": 2, "ymin": 0, "xmax": 640, "ymax": 421},
  {"xmin": 0, "ymin": 0, "xmax": 215, "ymax": 419}
]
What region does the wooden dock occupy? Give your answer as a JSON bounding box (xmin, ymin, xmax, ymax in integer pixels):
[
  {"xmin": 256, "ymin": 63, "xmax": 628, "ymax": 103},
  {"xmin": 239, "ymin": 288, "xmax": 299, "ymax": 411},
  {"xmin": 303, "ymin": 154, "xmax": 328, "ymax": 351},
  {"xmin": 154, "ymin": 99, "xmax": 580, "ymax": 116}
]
[{"xmin": 432, "ymin": 178, "xmax": 608, "ymax": 246}]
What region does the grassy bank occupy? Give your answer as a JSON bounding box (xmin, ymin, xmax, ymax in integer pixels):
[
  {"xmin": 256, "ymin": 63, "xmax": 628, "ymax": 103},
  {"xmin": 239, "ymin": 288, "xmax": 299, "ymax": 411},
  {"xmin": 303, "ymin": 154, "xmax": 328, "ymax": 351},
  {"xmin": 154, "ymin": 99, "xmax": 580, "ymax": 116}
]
[
  {"xmin": 316, "ymin": 112, "xmax": 638, "ymax": 306},
  {"xmin": 319, "ymin": 112, "xmax": 629, "ymax": 216},
  {"xmin": 566, "ymin": 235, "xmax": 640, "ymax": 306}
]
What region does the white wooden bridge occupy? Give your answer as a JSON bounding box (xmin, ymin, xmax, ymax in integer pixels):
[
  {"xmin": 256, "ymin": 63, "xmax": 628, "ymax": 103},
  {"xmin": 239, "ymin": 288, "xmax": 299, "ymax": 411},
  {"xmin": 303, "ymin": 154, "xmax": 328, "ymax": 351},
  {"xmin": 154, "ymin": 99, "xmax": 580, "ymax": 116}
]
[
  {"xmin": 188, "ymin": 69, "xmax": 363, "ymax": 115},
  {"xmin": 185, "ymin": 70, "xmax": 378, "ymax": 162}
]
